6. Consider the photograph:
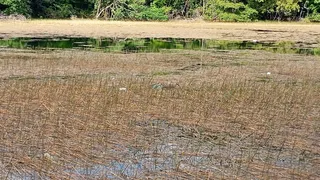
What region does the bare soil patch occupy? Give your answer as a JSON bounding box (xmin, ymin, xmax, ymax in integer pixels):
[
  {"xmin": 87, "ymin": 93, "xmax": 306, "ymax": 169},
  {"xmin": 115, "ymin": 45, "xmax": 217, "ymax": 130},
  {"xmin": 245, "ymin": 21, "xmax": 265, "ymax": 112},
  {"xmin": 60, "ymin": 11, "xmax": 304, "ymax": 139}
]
[{"xmin": 0, "ymin": 20, "xmax": 320, "ymax": 45}]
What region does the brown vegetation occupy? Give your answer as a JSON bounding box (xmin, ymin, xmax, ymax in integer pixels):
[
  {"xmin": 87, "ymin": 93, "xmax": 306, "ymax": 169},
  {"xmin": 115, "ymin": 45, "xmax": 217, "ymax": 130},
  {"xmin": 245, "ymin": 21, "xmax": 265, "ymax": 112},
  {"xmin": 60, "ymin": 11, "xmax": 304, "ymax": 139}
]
[{"xmin": 1, "ymin": 48, "xmax": 319, "ymax": 179}]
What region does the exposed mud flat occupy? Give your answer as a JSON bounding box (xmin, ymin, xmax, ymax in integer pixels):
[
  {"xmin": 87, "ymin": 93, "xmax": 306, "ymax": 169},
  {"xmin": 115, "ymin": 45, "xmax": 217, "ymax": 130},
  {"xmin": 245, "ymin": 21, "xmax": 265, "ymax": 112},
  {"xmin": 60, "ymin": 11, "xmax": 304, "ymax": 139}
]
[{"xmin": 0, "ymin": 20, "xmax": 320, "ymax": 45}]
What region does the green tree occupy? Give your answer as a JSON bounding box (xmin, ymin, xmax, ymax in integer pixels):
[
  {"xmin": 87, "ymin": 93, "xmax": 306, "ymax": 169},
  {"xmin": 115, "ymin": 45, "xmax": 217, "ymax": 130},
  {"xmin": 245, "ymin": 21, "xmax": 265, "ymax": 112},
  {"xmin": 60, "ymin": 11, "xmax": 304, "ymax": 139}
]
[
  {"xmin": 0, "ymin": 0, "xmax": 31, "ymax": 16},
  {"xmin": 1, "ymin": 0, "xmax": 317, "ymax": 21},
  {"xmin": 129, "ymin": 3, "xmax": 169, "ymax": 20},
  {"xmin": 250, "ymin": 0, "xmax": 303, "ymax": 20},
  {"xmin": 205, "ymin": 0, "xmax": 258, "ymax": 21},
  {"xmin": 247, "ymin": 0, "xmax": 277, "ymax": 20},
  {"xmin": 152, "ymin": 0, "xmax": 202, "ymax": 18},
  {"xmin": 276, "ymin": 0, "xmax": 300, "ymax": 19},
  {"xmin": 308, "ymin": 0, "xmax": 320, "ymax": 21},
  {"xmin": 29, "ymin": 0, "xmax": 94, "ymax": 18},
  {"xmin": 94, "ymin": 0, "xmax": 133, "ymax": 19},
  {"xmin": 308, "ymin": 0, "xmax": 320, "ymax": 13}
]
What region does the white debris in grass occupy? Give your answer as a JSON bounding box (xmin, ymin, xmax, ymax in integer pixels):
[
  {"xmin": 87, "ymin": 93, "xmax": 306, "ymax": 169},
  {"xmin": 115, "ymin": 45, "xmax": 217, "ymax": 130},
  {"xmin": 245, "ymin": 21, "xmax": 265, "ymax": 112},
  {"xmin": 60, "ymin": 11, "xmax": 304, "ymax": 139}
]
[{"xmin": 119, "ymin": 87, "xmax": 127, "ymax": 91}]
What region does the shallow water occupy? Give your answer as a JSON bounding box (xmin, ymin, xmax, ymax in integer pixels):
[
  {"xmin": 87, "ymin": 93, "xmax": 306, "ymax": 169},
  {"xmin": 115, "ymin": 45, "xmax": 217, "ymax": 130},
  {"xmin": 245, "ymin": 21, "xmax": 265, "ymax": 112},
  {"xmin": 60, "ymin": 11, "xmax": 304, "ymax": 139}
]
[
  {"xmin": 2, "ymin": 119, "xmax": 318, "ymax": 179},
  {"xmin": 64, "ymin": 120, "xmax": 319, "ymax": 179},
  {"xmin": 0, "ymin": 37, "xmax": 319, "ymax": 55}
]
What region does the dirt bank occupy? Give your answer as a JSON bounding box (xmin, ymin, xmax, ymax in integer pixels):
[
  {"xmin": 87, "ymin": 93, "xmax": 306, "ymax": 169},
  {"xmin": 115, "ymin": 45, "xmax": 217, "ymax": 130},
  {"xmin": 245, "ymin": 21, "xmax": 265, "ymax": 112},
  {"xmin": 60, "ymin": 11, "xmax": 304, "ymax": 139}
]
[{"xmin": 0, "ymin": 20, "xmax": 320, "ymax": 45}]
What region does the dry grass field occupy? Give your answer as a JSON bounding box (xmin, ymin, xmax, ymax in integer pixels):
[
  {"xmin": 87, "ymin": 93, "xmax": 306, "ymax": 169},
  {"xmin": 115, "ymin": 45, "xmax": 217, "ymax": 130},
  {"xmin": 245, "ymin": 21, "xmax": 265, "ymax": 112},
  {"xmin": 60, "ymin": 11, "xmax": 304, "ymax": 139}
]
[
  {"xmin": 0, "ymin": 47, "xmax": 319, "ymax": 179},
  {"xmin": 1, "ymin": 20, "xmax": 320, "ymax": 44}
]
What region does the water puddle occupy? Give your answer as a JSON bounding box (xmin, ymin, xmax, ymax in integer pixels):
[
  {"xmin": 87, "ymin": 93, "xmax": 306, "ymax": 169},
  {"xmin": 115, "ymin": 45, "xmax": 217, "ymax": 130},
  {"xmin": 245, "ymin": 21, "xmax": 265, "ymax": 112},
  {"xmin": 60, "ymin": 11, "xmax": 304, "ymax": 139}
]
[
  {"xmin": 3, "ymin": 119, "xmax": 318, "ymax": 179},
  {"xmin": 64, "ymin": 120, "xmax": 318, "ymax": 178},
  {"xmin": 0, "ymin": 37, "xmax": 319, "ymax": 55}
]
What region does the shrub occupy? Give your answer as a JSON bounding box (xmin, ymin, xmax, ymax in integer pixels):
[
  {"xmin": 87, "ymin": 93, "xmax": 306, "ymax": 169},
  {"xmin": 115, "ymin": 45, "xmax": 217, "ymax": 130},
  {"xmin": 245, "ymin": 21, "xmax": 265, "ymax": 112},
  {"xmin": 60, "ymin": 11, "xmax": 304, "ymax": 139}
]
[
  {"xmin": 204, "ymin": 0, "xmax": 258, "ymax": 22},
  {"xmin": 129, "ymin": 4, "xmax": 169, "ymax": 21},
  {"xmin": 308, "ymin": 12, "xmax": 320, "ymax": 22}
]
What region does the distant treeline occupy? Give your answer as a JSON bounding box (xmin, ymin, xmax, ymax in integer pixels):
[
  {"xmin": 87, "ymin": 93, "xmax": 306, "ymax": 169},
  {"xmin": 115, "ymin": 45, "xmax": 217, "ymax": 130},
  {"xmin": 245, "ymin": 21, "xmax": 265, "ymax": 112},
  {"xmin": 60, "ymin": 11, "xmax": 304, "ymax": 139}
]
[{"xmin": 0, "ymin": 0, "xmax": 319, "ymax": 22}]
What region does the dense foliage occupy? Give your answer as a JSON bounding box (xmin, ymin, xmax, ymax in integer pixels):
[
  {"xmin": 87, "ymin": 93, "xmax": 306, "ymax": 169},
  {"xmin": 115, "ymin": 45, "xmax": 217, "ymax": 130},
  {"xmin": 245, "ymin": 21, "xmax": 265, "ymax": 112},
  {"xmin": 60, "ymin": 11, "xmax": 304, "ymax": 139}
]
[{"xmin": 0, "ymin": 0, "xmax": 319, "ymax": 21}]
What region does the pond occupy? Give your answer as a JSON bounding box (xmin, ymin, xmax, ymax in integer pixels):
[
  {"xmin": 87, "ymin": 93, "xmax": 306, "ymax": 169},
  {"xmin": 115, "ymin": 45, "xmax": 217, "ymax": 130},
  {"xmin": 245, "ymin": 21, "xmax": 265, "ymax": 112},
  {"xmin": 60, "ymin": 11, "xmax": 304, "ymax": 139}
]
[{"xmin": 0, "ymin": 37, "xmax": 319, "ymax": 55}]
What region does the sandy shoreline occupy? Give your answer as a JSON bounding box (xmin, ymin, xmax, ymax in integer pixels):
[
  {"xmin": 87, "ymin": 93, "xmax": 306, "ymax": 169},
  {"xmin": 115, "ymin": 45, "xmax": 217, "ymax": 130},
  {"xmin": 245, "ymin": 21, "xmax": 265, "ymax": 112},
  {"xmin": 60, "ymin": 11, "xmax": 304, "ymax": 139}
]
[{"xmin": 0, "ymin": 20, "xmax": 320, "ymax": 45}]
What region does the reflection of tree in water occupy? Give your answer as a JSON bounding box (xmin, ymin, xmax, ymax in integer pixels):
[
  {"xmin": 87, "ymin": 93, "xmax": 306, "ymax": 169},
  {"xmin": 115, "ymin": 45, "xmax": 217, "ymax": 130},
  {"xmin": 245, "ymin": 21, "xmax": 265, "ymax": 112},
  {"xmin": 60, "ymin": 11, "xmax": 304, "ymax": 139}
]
[
  {"xmin": 0, "ymin": 37, "xmax": 319, "ymax": 56},
  {"xmin": 122, "ymin": 42, "xmax": 139, "ymax": 52}
]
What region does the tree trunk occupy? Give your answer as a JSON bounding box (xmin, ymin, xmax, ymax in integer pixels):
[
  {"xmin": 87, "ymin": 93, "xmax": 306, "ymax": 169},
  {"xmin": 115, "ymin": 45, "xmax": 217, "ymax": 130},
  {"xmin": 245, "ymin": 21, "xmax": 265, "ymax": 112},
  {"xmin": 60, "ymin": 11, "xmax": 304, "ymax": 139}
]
[{"xmin": 95, "ymin": 0, "xmax": 102, "ymax": 19}]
